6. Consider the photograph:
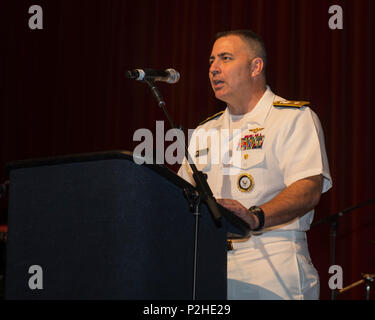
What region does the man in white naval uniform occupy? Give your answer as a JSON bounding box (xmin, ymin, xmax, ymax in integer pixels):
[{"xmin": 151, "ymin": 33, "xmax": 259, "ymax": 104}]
[{"xmin": 177, "ymin": 30, "xmax": 332, "ymax": 300}]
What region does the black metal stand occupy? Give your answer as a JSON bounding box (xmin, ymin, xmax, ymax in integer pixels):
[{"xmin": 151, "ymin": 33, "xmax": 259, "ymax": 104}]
[
  {"xmin": 311, "ymin": 197, "xmax": 375, "ymax": 300},
  {"xmin": 142, "ymin": 79, "xmax": 224, "ymax": 299},
  {"xmin": 183, "ymin": 188, "xmax": 201, "ymax": 300},
  {"xmin": 143, "ymin": 79, "xmax": 222, "ymax": 225},
  {"xmin": 337, "ymin": 273, "xmax": 374, "ymax": 300}
]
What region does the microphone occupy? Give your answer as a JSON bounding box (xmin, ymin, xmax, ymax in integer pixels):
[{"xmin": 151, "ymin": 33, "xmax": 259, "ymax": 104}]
[{"xmin": 126, "ymin": 68, "xmax": 180, "ymax": 84}]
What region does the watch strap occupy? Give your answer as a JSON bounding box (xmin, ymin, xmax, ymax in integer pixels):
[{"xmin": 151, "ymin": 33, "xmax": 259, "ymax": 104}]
[{"xmin": 249, "ymin": 206, "xmax": 265, "ymax": 231}]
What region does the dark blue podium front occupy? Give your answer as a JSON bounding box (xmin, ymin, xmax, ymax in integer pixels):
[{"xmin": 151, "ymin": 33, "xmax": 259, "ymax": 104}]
[{"xmin": 5, "ymin": 151, "xmax": 249, "ymax": 299}]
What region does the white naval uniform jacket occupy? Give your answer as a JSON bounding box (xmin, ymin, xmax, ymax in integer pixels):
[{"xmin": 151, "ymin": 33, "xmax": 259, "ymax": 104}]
[{"xmin": 177, "ymin": 87, "xmax": 332, "ymax": 300}]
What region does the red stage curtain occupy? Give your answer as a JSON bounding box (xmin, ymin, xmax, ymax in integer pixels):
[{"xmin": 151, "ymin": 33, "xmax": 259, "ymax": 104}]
[{"xmin": 1, "ymin": 0, "xmax": 374, "ymax": 300}]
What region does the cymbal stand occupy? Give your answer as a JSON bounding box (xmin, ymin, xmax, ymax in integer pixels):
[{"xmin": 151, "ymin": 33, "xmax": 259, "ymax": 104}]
[
  {"xmin": 338, "ymin": 273, "xmax": 374, "ymax": 300},
  {"xmin": 311, "ymin": 197, "xmax": 375, "ymax": 300}
]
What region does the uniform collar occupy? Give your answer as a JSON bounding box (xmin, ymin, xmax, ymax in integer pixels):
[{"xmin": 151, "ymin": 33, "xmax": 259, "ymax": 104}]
[{"xmin": 217, "ymin": 86, "xmax": 275, "ymax": 129}]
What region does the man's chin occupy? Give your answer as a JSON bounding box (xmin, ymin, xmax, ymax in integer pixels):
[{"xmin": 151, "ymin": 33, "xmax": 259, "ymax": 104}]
[{"xmin": 215, "ymin": 90, "xmax": 229, "ymax": 102}]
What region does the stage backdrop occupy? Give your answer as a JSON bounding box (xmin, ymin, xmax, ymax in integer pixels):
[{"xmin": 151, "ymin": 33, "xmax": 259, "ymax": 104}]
[{"xmin": 1, "ymin": 0, "xmax": 374, "ymax": 300}]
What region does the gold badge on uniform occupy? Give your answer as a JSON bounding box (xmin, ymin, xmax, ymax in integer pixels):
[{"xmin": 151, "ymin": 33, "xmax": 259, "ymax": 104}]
[{"xmin": 237, "ymin": 173, "xmax": 255, "ymax": 192}]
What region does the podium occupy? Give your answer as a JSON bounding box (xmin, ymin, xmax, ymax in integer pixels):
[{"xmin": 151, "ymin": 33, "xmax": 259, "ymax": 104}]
[{"xmin": 5, "ymin": 151, "xmax": 249, "ymax": 299}]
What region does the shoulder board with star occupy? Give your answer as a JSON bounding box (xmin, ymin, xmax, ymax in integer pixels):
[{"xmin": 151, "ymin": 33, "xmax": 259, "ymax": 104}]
[
  {"xmin": 273, "ymin": 100, "xmax": 310, "ymax": 108},
  {"xmin": 199, "ymin": 110, "xmax": 224, "ymax": 126}
]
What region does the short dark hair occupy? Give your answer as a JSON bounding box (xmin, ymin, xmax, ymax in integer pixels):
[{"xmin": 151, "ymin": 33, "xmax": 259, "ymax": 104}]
[{"xmin": 215, "ymin": 30, "xmax": 267, "ymax": 74}]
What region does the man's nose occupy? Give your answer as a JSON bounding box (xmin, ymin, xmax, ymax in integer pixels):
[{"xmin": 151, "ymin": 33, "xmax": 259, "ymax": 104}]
[{"xmin": 209, "ymin": 61, "xmax": 220, "ymax": 76}]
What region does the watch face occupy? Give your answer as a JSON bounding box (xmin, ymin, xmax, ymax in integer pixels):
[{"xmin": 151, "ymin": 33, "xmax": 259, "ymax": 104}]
[{"xmin": 237, "ymin": 173, "xmax": 254, "ymax": 192}]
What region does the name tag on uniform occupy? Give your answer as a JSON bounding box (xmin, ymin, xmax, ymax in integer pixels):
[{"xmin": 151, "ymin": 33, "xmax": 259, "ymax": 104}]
[{"xmin": 195, "ymin": 148, "xmax": 209, "ymax": 157}]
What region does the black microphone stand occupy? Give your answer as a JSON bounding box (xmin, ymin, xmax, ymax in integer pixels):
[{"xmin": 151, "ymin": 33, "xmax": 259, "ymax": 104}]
[
  {"xmin": 143, "ymin": 79, "xmax": 223, "ymax": 299},
  {"xmin": 311, "ymin": 197, "xmax": 375, "ymax": 300}
]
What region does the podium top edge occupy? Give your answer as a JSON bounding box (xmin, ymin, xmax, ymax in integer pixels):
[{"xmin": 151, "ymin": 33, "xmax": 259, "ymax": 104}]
[
  {"xmin": 5, "ymin": 150, "xmax": 194, "ymax": 193},
  {"xmin": 5, "ymin": 150, "xmax": 135, "ymax": 173}
]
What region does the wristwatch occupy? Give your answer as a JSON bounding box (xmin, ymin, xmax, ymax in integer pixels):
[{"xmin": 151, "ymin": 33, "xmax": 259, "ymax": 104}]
[{"xmin": 249, "ymin": 206, "xmax": 265, "ymax": 231}]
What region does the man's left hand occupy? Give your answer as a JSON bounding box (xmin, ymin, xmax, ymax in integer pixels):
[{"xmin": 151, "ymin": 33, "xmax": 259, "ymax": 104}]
[{"xmin": 217, "ymin": 199, "xmax": 258, "ymax": 229}]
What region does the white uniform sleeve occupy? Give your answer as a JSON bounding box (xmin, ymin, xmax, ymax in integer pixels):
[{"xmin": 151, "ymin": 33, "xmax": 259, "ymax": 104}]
[{"xmin": 276, "ymin": 108, "xmax": 332, "ymax": 193}]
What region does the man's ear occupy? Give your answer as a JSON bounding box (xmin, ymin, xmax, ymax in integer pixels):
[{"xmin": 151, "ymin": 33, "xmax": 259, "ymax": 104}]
[{"xmin": 251, "ymin": 57, "xmax": 264, "ymax": 77}]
